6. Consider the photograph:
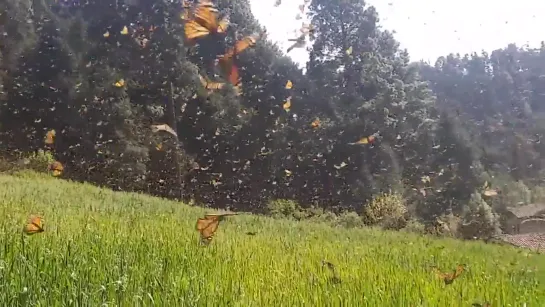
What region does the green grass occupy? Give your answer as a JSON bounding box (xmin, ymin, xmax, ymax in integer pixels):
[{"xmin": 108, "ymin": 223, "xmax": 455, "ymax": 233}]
[{"xmin": 0, "ymin": 171, "xmax": 544, "ymax": 306}]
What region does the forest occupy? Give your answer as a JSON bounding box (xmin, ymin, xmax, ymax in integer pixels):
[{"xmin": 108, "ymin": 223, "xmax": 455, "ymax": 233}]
[{"xmin": 2, "ymin": 0, "xmax": 545, "ymax": 238}]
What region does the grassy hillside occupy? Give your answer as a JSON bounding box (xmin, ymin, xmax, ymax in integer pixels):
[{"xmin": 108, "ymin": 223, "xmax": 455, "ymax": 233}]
[{"xmin": 0, "ymin": 172, "xmax": 543, "ymax": 306}]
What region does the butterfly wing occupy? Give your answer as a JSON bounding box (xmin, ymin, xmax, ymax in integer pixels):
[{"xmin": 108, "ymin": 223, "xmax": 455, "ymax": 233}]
[
  {"xmin": 196, "ymin": 216, "xmax": 220, "ymax": 244},
  {"xmin": 219, "ymin": 35, "xmax": 258, "ymax": 66},
  {"xmin": 151, "ymin": 124, "xmax": 178, "ymax": 138},
  {"xmin": 23, "ymin": 216, "xmax": 44, "ymax": 235},
  {"xmin": 218, "ymin": 34, "xmax": 258, "ymax": 88},
  {"xmin": 199, "ymin": 75, "xmax": 225, "ymax": 92},
  {"xmin": 194, "ymin": 1, "xmax": 219, "ymax": 31},
  {"xmin": 233, "ymin": 35, "xmax": 258, "ymax": 54},
  {"xmin": 452, "ymin": 264, "xmax": 464, "ymax": 279},
  {"xmin": 432, "ymin": 267, "xmax": 448, "ymax": 279},
  {"xmin": 216, "ymin": 16, "xmax": 229, "ymax": 34},
  {"xmin": 207, "ymin": 81, "xmax": 225, "ymax": 90},
  {"xmin": 184, "ymin": 19, "xmax": 211, "ymax": 41},
  {"xmin": 45, "ymin": 130, "xmax": 56, "ymax": 145},
  {"xmin": 218, "ymin": 58, "xmax": 240, "ymax": 87},
  {"xmin": 48, "ymin": 161, "xmax": 64, "ymax": 176},
  {"xmin": 227, "ymin": 63, "xmax": 240, "ymax": 86}
]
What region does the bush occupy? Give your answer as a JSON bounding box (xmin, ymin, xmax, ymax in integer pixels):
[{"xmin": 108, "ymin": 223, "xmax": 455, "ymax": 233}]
[
  {"xmin": 267, "ymin": 199, "xmax": 303, "ymax": 219},
  {"xmin": 0, "ymin": 150, "xmax": 56, "ymax": 175},
  {"xmin": 22, "ymin": 150, "xmax": 55, "ymax": 173},
  {"xmin": 363, "ymin": 192, "xmax": 407, "ymax": 230},
  {"xmin": 306, "ymin": 207, "xmax": 338, "ymax": 224},
  {"xmin": 531, "ymin": 185, "xmax": 545, "ymax": 203},
  {"xmin": 0, "ymin": 156, "xmax": 16, "ymax": 173},
  {"xmin": 501, "ymin": 181, "xmax": 532, "ymax": 207},
  {"xmin": 402, "ymin": 219, "xmax": 426, "ymax": 234},
  {"xmin": 460, "ymin": 192, "xmax": 501, "ymax": 240},
  {"xmin": 428, "ymin": 214, "xmax": 462, "ymax": 238},
  {"xmin": 335, "ymin": 211, "xmax": 364, "ymax": 228}
]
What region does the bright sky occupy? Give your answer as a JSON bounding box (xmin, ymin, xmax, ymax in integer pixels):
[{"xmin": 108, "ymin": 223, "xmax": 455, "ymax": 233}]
[{"xmin": 250, "ymin": 0, "xmax": 545, "ymax": 67}]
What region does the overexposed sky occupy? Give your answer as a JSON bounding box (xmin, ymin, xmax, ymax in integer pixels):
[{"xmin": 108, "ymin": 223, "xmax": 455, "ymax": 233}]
[{"xmin": 250, "ymin": 0, "xmax": 545, "ymax": 66}]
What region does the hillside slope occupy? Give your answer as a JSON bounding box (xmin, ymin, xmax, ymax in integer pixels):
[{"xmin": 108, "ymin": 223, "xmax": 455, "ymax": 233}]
[{"xmin": 0, "ymin": 172, "xmax": 543, "ymax": 305}]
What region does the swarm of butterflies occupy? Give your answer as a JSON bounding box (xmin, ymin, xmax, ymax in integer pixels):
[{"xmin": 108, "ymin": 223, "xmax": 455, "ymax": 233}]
[
  {"xmin": 182, "ymin": 0, "xmax": 261, "ymax": 97},
  {"xmin": 41, "ymin": 0, "xmax": 379, "ymax": 187}
]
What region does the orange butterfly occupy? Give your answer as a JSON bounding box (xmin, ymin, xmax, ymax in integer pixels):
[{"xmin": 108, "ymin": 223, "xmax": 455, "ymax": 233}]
[
  {"xmin": 183, "ymin": 0, "xmax": 229, "ymax": 43},
  {"xmin": 23, "ymin": 215, "xmax": 44, "ymax": 235},
  {"xmin": 199, "ymin": 74, "xmax": 225, "ymax": 93},
  {"xmin": 311, "ymin": 118, "xmax": 321, "ymax": 129},
  {"xmin": 196, "ymin": 212, "xmax": 238, "ymax": 245},
  {"xmin": 217, "ymin": 34, "xmax": 259, "ymax": 88},
  {"xmin": 44, "ymin": 129, "xmax": 56, "ymax": 146},
  {"xmin": 48, "ymin": 161, "xmax": 64, "ymax": 177},
  {"xmin": 348, "ymin": 135, "xmax": 376, "ymax": 145},
  {"xmin": 433, "ymin": 264, "xmax": 464, "ymax": 285}
]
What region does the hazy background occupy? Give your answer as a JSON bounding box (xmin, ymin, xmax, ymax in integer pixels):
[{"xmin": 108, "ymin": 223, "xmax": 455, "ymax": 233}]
[{"xmin": 250, "ymin": 0, "xmax": 545, "ymax": 66}]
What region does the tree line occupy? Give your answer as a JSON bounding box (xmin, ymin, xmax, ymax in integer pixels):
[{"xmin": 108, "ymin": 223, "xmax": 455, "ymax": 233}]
[{"xmin": 1, "ymin": 0, "xmax": 545, "ymax": 234}]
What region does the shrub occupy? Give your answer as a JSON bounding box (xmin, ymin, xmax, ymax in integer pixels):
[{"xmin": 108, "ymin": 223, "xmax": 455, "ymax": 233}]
[
  {"xmin": 267, "ymin": 199, "xmax": 303, "ymax": 219},
  {"xmin": 22, "ymin": 150, "xmax": 55, "ymax": 173},
  {"xmin": 363, "ymin": 192, "xmax": 407, "ymax": 230},
  {"xmin": 434, "ymin": 213, "xmax": 462, "ymax": 238},
  {"xmin": 402, "ymin": 219, "xmax": 426, "ymax": 234},
  {"xmin": 459, "ymin": 192, "xmax": 501, "ymax": 240},
  {"xmin": 335, "ymin": 211, "xmax": 364, "ymax": 228},
  {"xmin": 531, "ymin": 185, "xmax": 545, "ymax": 203},
  {"xmin": 306, "ymin": 207, "xmax": 338, "ymax": 224},
  {"xmin": 501, "ymin": 181, "xmax": 531, "ymax": 207}
]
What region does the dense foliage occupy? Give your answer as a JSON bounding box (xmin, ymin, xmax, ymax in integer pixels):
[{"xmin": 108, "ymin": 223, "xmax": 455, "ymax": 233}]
[{"xmin": 1, "ymin": 0, "xmax": 545, "ymax": 231}]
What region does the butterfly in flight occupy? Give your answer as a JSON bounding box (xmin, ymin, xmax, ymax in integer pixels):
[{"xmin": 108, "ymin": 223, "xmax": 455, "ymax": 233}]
[
  {"xmin": 151, "ymin": 124, "xmax": 178, "ymax": 138},
  {"xmin": 48, "ymin": 161, "xmax": 64, "ymax": 177},
  {"xmin": 433, "ymin": 264, "xmax": 465, "ymax": 285},
  {"xmin": 348, "ymin": 135, "xmax": 377, "ymax": 145},
  {"xmin": 44, "ymin": 129, "xmax": 56, "ymax": 146},
  {"xmin": 196, "ymin": 212, "xmax": 238, "ymax": 245},
  {"xmin": 217, "ymin": 33, "xmax": 260, "ymax": 93},
  {"xmin": 23, "ymin": 215, "xmax": 45, "ymax": 235},
  {"xmin": 183, "ymin": 0, "xmax": 229, "ymax": 44},
  {"xmin": 199, "ymin": 74, "xmax": 226, "ymax": 94}
]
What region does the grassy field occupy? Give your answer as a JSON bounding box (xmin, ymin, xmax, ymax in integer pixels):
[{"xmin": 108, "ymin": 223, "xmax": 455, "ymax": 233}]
[{"xmin": 0, "ymin": 171, "xmax": 543, "ymax": 306}]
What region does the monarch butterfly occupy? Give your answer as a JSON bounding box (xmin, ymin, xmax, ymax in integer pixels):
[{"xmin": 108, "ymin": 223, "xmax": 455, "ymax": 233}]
[
  {"xmin": 120, "ymin": 26, "xmax": 129, "ymax": 35},
  {"xmin": 23, "ymin": 215, "xmax": 44, "ymax": 235},
  {"xmin": 44, "ymin": 129, "xmax": 56, "ymax": 146},
  {"xmin": 199, "ymin": 74, "xmax": 225, "ymax": 93},
  {"xmin": 48, "ymin": 161, "xmax": 64, "ymax": 177},
  {"xmin": 433, "ymin": 264, "xmax": 464, "ymax": 285},
  {"xmin": 196, "ymin": 212, "xmax": 238, "ymax": 245},
  {"xmin": 285, "ymin": 80, "xmax": 293, "ymax": 89},
  {"xmin": 218, "ymin": 34, "xmax": 259, "ymax": 87},
  {"xmin": 348, "ymin": 135, "xmax": 376, "ymax": 145},
  {"xmin": 151, "ymin": 124, "xmax": 178, "ymax": 138},
  {"xmin": 218, "ymin": 34, "xmax": 259, "ymax": 64},
  {"xmin": 183, "ymin": 0, "xmax": 229, "ymax": 42},
  {"xmin": 283, "ymin": 97, "xmax": 292, "ymax": 111},
  {"xmin": 113, "ymin": 79, "xmax": 125, "ymax": 87},
  {"xmin": 286, "ymin": 33, "xmax": 306, "ymax": 53}
]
